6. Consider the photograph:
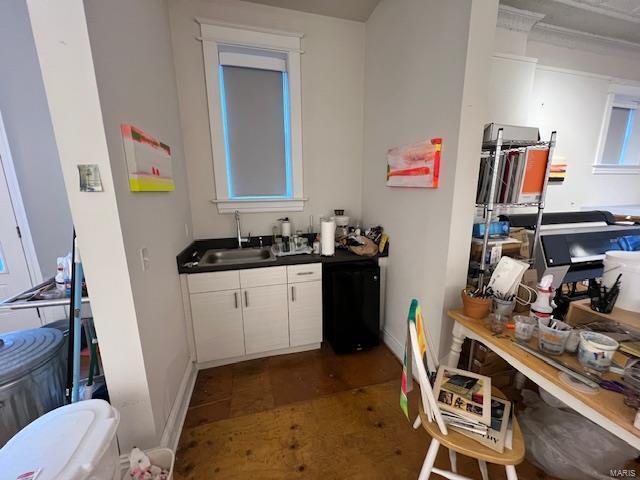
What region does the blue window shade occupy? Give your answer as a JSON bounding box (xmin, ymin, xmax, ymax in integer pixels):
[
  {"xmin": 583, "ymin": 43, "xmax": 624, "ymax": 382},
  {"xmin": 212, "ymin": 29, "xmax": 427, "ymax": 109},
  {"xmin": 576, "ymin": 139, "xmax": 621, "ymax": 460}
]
[{"xmin": 219, "ymin": 65, "xmax": 292, "ymax": 199}]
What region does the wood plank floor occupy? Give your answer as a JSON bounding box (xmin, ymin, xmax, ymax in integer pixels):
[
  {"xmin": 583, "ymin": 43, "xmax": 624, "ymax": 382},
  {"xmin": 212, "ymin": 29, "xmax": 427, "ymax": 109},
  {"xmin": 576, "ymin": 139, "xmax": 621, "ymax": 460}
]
[{"xmin": 175, "ymin": 344, "xmax": 555, "ymax": 479}]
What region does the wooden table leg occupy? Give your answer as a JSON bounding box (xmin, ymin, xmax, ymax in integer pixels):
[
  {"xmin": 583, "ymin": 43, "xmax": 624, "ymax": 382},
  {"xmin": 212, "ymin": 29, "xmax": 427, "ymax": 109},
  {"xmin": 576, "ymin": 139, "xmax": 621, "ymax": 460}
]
[{"xmin": 446, "ymin": 322, "xmax": 466, "ymax": 368}]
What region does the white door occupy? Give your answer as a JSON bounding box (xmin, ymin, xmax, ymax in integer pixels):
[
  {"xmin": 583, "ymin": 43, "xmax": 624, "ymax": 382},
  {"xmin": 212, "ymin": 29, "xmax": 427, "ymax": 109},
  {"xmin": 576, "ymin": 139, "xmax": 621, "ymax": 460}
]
[
  {"xmin": 0, "ymin": 156, "xmax": 39, "ymax": 333},
  {"xmin": 242, "ymin": 284, "xmax": 289, "ymax": 355},
  {"xmin": 190, "ymin": 289, "xmax": 245, "ymax": 362},
  {"xmin": 288, "ymin": 280, "xmax": 322, "ymax": 347}
]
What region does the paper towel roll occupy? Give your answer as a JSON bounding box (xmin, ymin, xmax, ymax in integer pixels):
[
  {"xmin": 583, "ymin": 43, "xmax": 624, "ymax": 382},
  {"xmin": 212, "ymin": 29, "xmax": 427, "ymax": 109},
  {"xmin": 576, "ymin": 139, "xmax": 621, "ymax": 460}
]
[{"xmin": 321, "ymin": 219, "xmax": 336, "ymax": 256}]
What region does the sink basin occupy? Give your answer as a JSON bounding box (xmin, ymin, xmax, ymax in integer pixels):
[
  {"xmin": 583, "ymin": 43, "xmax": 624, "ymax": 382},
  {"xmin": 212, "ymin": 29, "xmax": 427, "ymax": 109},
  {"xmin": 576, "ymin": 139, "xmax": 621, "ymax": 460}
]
[{"xmin": 200, "ymin": 247, "xmax": 276, "ymax": 266}]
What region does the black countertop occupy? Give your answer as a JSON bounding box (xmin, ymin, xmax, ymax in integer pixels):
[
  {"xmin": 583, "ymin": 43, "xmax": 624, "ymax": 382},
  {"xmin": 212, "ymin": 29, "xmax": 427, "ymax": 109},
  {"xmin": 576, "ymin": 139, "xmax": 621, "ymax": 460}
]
[{"xmin": 177, "ymin": 236, "xmax": 386, "ymax": 274}]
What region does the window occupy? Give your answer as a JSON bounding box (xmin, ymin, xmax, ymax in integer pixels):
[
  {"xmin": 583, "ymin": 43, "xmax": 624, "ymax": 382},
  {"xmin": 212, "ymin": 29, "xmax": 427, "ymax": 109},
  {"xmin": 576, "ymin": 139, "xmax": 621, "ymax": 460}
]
[
  {"xmin": 594, "ymin": 89, "xmax": 640, "ymax": 175},
  {"xmin": 199, "ymin": 20, "xmax": 304, "ymax": 212}
]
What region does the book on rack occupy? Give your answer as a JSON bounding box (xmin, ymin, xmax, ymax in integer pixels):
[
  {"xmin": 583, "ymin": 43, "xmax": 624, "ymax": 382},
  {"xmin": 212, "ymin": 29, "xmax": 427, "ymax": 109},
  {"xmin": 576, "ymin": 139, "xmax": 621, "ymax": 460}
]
[
  {"xmin": 433, "ymin": 366, "xmax": 491, "ymax": 427},
  {"xmin": 517, "ymin": 147, "xmax": 549, "ymax": 203},
  {"xmin": 449, "ymin": 397, "xmax": 513, "ymax": 454},
  {"xmin": 476, "ymin": 146, "xmax": 550, "ymax": 205}
]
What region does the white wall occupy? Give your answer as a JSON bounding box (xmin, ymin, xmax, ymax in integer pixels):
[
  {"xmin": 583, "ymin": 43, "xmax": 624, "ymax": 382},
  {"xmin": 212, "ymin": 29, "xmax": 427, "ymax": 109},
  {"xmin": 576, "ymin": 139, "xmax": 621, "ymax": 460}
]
[
  {"xmin": 83, "ymin": 0, "xmax": 193, "ymax": 441},
  {"xmin": 0, "ymin": 0, "xmax": 73, "ymax": 279},
  {"xmin": 528, "ymin": 36, "xmax": 640, "ymax": 83},
  {"xmin": 168, "ymin": 0, "xmax": 365, "ymax": 238},
  {"xmin": 27, "ymin": 0, "xmax": 158, "ymax": 452},
  {"xmin": 529, "ymin": 67, "xmax": 640, "ymax": 211},
  {"xmin": 492, "ymin": 25, "xmax": 640, "ymax": 211},
  {"xmin": 362, "ymin": 0, "xmax": 497, "ymax": 360},
  {"xmin": 28, "ymin": 0, "xmax": 193, "ymax": 452}
]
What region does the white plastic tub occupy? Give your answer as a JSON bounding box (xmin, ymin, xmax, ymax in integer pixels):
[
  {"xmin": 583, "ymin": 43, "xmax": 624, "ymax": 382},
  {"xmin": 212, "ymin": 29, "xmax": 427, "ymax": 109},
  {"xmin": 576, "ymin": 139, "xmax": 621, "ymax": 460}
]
[
  {"xmin": 603, "ymin": 251, "xmax": 640, "ymax": 313},
  {"xmin": 0, "ymin": 399, "xmax": 120, "ymax": 480},
  {"xmin": 123, "ymin": 448, "xmax": 174, "ymax": 480}
]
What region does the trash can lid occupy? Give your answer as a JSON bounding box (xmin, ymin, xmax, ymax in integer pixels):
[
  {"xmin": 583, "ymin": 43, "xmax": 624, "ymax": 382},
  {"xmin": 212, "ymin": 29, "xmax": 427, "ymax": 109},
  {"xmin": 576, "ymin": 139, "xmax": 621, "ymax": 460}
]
[
  {"xmin": 0, "ymin": 327, "xmax": 64, "ymax": 385},
  {"xmin": 0, "ymin": 399, "xmax": 120, "ymax": 480},
  {"xmin": 0, "ymin": 327, "xmax": 64, "ymax": 384}
]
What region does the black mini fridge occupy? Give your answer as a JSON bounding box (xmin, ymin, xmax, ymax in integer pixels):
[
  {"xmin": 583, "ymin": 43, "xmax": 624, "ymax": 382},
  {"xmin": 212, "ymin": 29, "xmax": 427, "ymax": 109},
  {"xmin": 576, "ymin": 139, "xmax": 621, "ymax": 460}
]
[{"xmin": 323, "ymin": 261, "xmax": 380, "ymax": 353}]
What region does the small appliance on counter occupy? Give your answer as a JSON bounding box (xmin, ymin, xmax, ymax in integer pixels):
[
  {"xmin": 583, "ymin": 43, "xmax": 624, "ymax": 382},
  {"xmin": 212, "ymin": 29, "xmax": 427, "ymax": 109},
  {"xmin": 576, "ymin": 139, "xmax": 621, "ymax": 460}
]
[{"xmin": 331, "ymin": 209, "xmax": 350, "ymax": 240}]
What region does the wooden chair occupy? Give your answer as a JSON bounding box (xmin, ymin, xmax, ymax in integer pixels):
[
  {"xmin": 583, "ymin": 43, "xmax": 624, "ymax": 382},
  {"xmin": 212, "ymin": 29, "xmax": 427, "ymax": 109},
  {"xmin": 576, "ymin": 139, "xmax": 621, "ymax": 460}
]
[{"xmin": 408, "ymin": 322, "xmax": 525, "ymax": 480}]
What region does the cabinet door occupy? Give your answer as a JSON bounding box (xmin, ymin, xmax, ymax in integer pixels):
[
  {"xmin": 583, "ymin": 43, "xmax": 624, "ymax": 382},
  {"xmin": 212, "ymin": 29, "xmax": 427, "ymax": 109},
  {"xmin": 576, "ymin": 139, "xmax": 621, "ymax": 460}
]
[
  {"xmin": 242, "ymin": 284, "xmax": 289, "ymax": 355},
  {"xmin": 190, "ymin": 290, "xmax": 245, "ymax": 362},
  {"xmin": 288, "ymin": 280, "xmax": 322, "ymax": 347}
]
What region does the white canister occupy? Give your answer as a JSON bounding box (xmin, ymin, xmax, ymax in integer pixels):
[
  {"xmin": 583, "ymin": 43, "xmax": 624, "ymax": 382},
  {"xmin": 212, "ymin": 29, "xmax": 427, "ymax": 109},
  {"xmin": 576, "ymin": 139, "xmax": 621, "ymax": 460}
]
[
  {"xmin": 603, "ymin": 251, "xmax": 640, "ymax": 313},
  {"xmin": 280, "ymin": 219, "xmax": 292, "ymax": 238}
]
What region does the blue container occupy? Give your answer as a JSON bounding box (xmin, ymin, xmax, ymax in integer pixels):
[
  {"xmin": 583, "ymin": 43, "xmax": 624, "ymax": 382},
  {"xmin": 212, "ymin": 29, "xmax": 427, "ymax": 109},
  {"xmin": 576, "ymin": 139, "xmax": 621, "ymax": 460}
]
[
  {"xmin": 619, "ymin": 235, "xmax": 640, "ymax": 252},
  {"xmin": 472, "ymin": 221, "xmax": 510, "ymax": 238}
]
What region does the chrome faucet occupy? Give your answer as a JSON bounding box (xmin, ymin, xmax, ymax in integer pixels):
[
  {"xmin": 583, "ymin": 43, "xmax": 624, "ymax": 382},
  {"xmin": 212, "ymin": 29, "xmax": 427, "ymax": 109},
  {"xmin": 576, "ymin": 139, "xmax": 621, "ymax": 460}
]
[{"xmin": 234, "ymin": 210, "xmax": 249, "ymax": 248}]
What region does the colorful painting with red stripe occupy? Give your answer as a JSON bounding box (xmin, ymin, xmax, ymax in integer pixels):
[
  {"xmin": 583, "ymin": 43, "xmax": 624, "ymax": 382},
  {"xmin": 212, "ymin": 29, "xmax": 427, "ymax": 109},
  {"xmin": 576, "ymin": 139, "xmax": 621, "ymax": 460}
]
[{"xmin": 386, "ymin": 138, "xmax": 441, "ymax": 188}]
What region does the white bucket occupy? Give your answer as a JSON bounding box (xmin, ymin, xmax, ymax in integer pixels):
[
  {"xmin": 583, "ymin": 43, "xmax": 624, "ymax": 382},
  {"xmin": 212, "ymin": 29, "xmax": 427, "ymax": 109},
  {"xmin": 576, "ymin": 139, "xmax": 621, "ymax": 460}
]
[
  {"xmin": 123, "ymin": 448, "xmax": 174, "ymax": 480},
  {"xmin": 603, "ymin": 251, "xmax": 640, "ymax": 313}
]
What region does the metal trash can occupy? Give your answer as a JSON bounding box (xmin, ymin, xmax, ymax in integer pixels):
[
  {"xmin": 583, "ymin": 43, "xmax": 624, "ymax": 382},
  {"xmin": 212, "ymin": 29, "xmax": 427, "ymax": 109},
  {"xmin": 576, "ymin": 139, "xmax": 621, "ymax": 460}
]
[{"xmin": 0, "ymin": 327, "xmax": 65, "ymax": 446}]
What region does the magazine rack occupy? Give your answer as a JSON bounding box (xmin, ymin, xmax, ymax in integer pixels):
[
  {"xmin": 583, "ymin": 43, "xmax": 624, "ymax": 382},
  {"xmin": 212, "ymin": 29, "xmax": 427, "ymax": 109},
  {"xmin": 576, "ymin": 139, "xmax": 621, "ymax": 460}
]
[{"xmin": 475, "ymin": 128, "xmax": 557, "ymax": 288}]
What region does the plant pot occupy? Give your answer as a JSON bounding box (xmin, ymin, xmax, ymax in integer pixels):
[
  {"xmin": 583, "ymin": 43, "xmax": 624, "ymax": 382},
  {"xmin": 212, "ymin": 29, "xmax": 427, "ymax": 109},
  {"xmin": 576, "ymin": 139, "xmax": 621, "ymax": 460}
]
[{"xmin": 461, "ymin": 289, "xmax": 491, "ymax": 319}]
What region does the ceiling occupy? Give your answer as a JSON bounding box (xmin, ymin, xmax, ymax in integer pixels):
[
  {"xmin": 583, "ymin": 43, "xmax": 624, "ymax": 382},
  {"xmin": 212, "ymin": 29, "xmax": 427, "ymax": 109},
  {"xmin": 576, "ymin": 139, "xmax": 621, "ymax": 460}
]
[
  {"xmin": 501, "ymin": 0, "xmax": 640, "ymax": 44},
  {"xmin": 240, "ymin": 0, "xmax": 381, "ymax": 22}
]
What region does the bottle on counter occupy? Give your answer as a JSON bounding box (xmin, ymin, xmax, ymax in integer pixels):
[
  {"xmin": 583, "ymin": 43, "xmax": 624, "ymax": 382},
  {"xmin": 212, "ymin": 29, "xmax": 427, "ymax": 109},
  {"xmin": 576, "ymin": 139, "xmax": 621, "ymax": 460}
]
[
  {"xmin": 530, "ymin": 274, "xmax": 554, "ymax": 326},
  {"xmin": 55, "ymin": 258, "xmax": 66, "ymax": 292}
]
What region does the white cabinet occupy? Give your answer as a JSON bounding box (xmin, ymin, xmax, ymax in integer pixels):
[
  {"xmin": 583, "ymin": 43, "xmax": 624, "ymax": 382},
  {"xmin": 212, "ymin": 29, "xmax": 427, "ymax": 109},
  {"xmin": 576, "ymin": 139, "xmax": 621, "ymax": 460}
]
[
  {"xmin": 190, "ymin": 289, "xmax": 244, "ymax": 362},
  {"xmin": 242, "ymin": 284, "xmax": 289, "ymax": 354},
  {"xmin": 187, "ymin": 263, "xmax": 322, "ymax": 364},
  {"xmin": 288, "ymin": 281, "xmax": 322, "ymax": 347}
]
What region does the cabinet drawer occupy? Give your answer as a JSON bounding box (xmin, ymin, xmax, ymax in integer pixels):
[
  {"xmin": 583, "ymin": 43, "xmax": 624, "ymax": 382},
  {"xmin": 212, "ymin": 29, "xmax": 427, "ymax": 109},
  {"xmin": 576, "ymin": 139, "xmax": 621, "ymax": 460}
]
[
  {"xmin": 187, "ymin": 270, "xmax": 240, "ymax": 294},
  {"xmin": 240, "ymin": 266, "xmax": 286, "ymax": 288},
  {"xmin": 287, "ymin": 263, "xmax": 322, "ymax": 283}
]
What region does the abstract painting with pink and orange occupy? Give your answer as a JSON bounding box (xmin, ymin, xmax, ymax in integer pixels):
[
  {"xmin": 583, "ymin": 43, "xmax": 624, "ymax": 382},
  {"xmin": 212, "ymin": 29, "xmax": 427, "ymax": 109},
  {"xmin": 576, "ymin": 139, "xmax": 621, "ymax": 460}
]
[
  {"xmin": 386, "ymin": 138, "xmax": 441, "ymax": 188},
  {"xmin": 121, "ymin": 124, "xmax": 175, "ymax": 192}
]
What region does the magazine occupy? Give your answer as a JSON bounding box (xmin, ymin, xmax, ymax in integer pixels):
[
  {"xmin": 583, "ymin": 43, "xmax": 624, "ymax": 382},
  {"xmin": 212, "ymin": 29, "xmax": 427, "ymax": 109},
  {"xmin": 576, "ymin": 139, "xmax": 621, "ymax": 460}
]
[
  {"xmin": 433, "ymin": 366, "xmax": 491, "ymax": 427},
  {"xmin": 449, "ymin": 396, "xmax": 512, "ymax": 453}
]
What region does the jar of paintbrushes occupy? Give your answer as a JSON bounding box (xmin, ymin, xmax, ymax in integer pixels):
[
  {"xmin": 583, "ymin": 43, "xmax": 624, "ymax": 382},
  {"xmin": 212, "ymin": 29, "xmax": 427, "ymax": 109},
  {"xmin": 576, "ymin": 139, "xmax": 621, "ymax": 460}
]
[{"xmin": 491, "ymin": 291, "xmax": 516, "ymax": 316}]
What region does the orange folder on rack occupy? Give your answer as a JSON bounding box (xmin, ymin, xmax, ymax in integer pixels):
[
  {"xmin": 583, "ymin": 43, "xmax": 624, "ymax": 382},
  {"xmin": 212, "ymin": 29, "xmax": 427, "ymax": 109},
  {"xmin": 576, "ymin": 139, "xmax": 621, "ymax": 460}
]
[{"xmin": 518, "ymin": 148, "xmax": 549, "ymax": 203}]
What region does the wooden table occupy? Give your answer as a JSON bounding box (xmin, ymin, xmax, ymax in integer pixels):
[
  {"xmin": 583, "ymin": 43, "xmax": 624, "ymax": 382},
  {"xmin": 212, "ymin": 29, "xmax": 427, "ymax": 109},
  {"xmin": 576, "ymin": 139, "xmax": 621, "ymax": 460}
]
[
  {"xmin": 446, "ymin": 309, "xmax": 640, "ymax": 450},
  {"xmin": 566, "ymin": 298, "xmax": 640, "ymax": 331}
]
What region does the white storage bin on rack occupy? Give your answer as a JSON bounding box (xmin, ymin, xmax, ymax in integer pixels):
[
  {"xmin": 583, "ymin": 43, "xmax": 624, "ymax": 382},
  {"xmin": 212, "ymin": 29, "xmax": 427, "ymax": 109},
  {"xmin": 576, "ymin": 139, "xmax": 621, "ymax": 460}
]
[{"xmin": 0, "ymin": 399, "xmax": 120, "ymax": 480}]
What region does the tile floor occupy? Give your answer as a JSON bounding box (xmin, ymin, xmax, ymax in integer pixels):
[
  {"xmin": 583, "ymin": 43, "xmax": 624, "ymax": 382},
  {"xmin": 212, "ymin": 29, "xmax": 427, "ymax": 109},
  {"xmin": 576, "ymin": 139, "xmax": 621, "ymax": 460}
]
[{"xmin": 175, "ymin": 344, "xmax": 555, "ymax": 479}]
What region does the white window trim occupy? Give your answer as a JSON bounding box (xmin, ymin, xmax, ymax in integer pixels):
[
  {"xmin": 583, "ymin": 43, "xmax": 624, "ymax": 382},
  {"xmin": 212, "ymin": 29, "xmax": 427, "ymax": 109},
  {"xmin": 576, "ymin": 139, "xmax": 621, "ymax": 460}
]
[
  {"xmin": 198, "ymin": 19, "xmax": 305, "ymax": 213},
  {"xmin": 593, "ymin": 84, "xmax": 640, "ymax": 175}
]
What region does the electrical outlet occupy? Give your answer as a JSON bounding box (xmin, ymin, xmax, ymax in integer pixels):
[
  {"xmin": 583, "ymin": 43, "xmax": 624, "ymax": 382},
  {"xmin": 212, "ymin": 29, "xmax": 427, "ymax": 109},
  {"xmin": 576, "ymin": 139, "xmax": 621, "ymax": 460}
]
[{"xmin": 139, "ymin": 247, "xmax": 150, "ymax": 271}]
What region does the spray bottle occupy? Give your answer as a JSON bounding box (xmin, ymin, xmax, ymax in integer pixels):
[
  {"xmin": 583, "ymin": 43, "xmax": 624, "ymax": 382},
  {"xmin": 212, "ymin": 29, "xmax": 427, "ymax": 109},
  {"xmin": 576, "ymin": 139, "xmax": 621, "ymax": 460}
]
[{"xmin": 530, "ymin": 274, "xmax": 554, "ymax": 325}]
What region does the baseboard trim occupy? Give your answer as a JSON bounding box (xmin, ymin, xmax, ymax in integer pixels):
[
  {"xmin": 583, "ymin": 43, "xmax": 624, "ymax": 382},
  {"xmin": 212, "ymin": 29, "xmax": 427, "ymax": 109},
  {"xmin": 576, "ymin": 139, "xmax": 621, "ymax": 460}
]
[
  {"xmin": 195, "ymin": 343, "xmax": 321, "ymax": 370},
  {"xmin": 119, "ymin": 360, "xmax": 197, "ymax": 474},
  {"xmin": 382, "ymin": 329, "xmax": 404, "ymax": 362},
  {"xmin": 161, "ymin": 361, "xmax": 198, "ymax": 451}
]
